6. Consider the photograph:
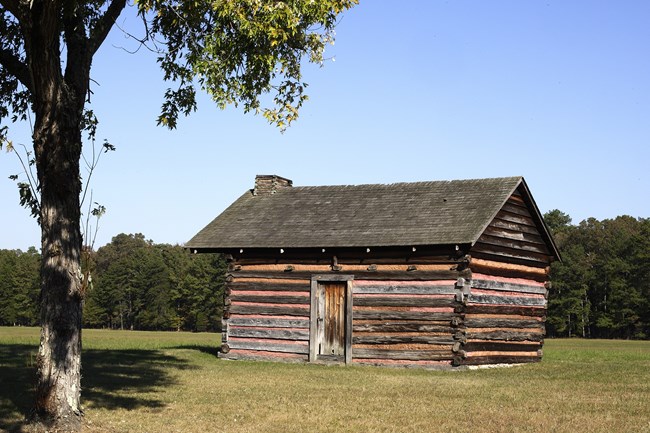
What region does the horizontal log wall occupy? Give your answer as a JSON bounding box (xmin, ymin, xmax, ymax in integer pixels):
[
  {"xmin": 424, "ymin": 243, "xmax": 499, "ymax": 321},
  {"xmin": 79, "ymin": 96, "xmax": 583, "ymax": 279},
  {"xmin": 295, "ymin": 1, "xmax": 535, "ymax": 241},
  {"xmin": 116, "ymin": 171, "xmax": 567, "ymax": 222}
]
[
  {"xmin": 221, "ymin": 275, "xmax": 311, "ymax": 362},
  {"xmin": 457, "ymin": 272, "xmax": 547, "ymax": 366},
  {"xmin": 351, "ymin": 279, "xmax": 464, "ymax": 368},
  {"xmin": 222, "ymin": 262, "xmax": 468, "ymax": 366},
  {"xmin": 221, "ymin": 258, "xmax": 550, "ymax": 368}
]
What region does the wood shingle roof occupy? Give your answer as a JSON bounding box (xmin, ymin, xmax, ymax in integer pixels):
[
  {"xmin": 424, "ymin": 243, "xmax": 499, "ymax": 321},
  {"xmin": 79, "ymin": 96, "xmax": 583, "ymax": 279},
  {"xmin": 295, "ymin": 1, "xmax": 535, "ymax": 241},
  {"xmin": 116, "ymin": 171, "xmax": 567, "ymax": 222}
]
[{"xmin": 187, "ymin": 176, "xmax": 557, "ymax": 256}]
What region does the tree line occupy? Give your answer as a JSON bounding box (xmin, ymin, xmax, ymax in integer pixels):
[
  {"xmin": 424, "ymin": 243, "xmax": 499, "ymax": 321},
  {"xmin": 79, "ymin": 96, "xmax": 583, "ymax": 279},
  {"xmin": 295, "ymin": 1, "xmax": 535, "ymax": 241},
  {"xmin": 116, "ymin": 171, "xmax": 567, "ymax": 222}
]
[
  {"xmin": 2, "ymin": 215, "xmax": 650, "ymax": 338},
  {"xmin": 545, "ymin": 211, "xmax": 650, "ymax": 339},
  {"xmin": 0, "ymin": 233, "xmax": 226, "ymax": 332}
]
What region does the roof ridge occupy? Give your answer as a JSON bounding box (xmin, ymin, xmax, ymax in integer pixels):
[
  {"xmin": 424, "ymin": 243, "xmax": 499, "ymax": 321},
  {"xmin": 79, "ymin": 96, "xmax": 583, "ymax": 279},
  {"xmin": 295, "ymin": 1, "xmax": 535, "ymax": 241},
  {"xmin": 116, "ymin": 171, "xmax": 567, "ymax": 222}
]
[{"xmin": 285, "ymin": 176, "xmax": 523, "ymax": 190}]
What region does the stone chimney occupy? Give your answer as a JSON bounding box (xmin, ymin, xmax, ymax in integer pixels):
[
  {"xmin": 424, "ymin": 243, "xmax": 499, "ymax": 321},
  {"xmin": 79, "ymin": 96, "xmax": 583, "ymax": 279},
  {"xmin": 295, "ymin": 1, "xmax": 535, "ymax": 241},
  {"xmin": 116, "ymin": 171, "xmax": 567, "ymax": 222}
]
[{"xmin": 253, "ymin": 175, "xmax": 293, "ymax": 196}]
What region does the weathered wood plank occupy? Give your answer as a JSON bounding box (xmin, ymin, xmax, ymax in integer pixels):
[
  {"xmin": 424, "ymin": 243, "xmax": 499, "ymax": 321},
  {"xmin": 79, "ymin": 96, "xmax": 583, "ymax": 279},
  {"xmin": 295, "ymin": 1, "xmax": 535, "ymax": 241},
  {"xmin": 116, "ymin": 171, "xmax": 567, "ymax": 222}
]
[
  {"xmin": 228, "ymin": 327, "xmax": 309, "ymax": 341},
  {"xmin": 463, "ymin": 304, "xmax": 545, "ymax": 317},
  {"xmin": 495, "ymin": 210, "xmax": 537, "ymax": 227},
  {"xmin": 353, "ymin": 310, "xmax": 457, "ymax": 321},
  {"xmin": 490, "ymin": 218, "xmax": 541, "ymax": 236},
  {"xmin": 352, "ymin": 323, "xmax": 456, "ymax": 333},
  {"xmin": 231, "ymin": 270, "xmax": 469, "ymax": 281},
  {"xmin": 352, "ymin": 349, "xmax": 455, "ymax": 361},
  {"xmin": 230, "ymin": 304, "xmax": 309, "ymax": 317},
  {"xmin": 471, "ymin": 279, "xmax": 547, "ymax": 295},
  {"xmin": 482, "ymin": 225, "xmax": 546, "ymax": 245},
  {"xmin": 472, "ymin": 242, "xmax": 551, "ymax": 265},
  {"xmin": 501, "ymin": 202, "xmax": 532, "ymax": 218},
  {"xmin": 352, "ymin": 335, "xmax": 457, "ymax": 345},
  {"xmin": 352, "ymin": 285, "xmax": 457, "ymax": 295},
  {"xmin": 229, "ymin": 282, "xmax": 310, "ymax": 292},
  {"xmin": 460, "ymin": 355, "xmax": 541, "ymax": 365},
  {"xmin": 230, "ymin": 294, "xmax": 310, "ymax": 305},
  {"xmin": 354, "ymin": 297, "xmax": 457, "ymax": 308},
  {"xmin": 463, "ymin": 341, "xmax": 542, "ymax": 352},
  {"xmin": 227, "ymin": 317, "xmax": 310, "ymax": 328},
  {"xmin": 477, "ymin": 233, "xmax": 550, "ymax": 255},
  {"xmin": 227, "ymin": 340, "xmax": 309, "ymax": 354},
  {"xmin": 465, "ymin": 331, "xmax": 544, "ymax": 342},
  {"xmin": 464, "ymin": 318, "xmax": 543, "ymax": 329},
  {"xmin": 466, "ymin": 294, "xmax": 546, "ymax": 307}
]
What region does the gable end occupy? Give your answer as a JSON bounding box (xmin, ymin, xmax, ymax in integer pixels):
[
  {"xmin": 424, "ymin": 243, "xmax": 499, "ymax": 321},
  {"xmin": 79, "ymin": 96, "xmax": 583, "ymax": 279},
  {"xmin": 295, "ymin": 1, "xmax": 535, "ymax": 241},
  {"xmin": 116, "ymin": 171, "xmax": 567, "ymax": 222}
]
[{"xmin": 471, "ymin": 187, "xmax": 558, "ymax": 267}]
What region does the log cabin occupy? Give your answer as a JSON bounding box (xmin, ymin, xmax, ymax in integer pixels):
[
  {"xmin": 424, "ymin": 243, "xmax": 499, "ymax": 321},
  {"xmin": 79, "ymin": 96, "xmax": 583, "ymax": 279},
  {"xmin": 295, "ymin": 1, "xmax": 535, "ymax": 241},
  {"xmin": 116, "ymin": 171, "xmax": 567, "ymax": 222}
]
[{"xmin": 186, "ymin": 175, "xmax": 560, "ymax": 368}]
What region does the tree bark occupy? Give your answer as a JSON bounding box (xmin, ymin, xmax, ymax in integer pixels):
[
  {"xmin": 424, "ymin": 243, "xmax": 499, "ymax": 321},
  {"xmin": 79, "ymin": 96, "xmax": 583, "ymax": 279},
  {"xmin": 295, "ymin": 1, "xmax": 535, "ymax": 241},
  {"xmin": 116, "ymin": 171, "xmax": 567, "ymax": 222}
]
[
  {"xmin": 31, "ymin": 88, "xmax": 85, "ymax": 432},
  {"xmin": 27, "ymin": 3, "xmax": 87, "ymax": 428}
]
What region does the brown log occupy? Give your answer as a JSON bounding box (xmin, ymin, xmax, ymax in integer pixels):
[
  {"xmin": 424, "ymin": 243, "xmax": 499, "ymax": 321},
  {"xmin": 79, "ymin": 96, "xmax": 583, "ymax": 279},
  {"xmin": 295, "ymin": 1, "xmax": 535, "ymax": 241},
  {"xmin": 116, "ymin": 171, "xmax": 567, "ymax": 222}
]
[
  {"xmin": 477, "ymin": 233, "xmax": 550, "ymax": 255},
  {"xmin": 472, "ymin": 242, "xmax": 551, "ymax": 267},
  {"xmin": 352, "ymin": 323, "xmax": 456, "ymax": 333},
  {"xmin": 354, "ymin": 297, "xmax": 457, "ymax": 308},
  {"xmin": 464, "ymin": 318, "xmax": 544, "ymax": 329},
  {"xmin": 464, "ymin": 304, "xmax": 546, "ymax": 317},
  {"xmin": 353, "ymin": 310, "xmax": 456, "ymax": 321},
  {"xmin": 228, "ymin": 327, "xmax": 309, "ymax": 341},
  {"xmin": 469, "ymin": 257, "xmax": 548, "ymax": 281},
  {"xmin": 494, "ymin": 209, "xmax": 536, "ymax": 227},
  {"xmin": 230, "ymin": 294, "xmax": 310, "ymax": 305},
  {"xmin": 232, "ymin": 269, "xmax": 470, "ymax": 281},
  {"xmin": 352, "ymin": 284, "xmax": 457, "ymax": 295},
  {"xmin": 460, "ymin": 355, "xmax": 541, "ymax": 365},
  {"xmin": 230, "ymin": 304, "xmax": 309, "ymax": 317},
  {"xmin": 463, "ymin": 341, "xmax": 541, "ymax": 352},
  {"xmin": 220, "ymin": 343, "xmax": 231, "ymax": 354},
  {"xmin": 471, "ymin": 279, "xmax": 547, "ymax": 295},
  {"xmin": 228, "ymin": 317, "xmax": 309, "ymax": 328},
  {"xmin": 352, "ymin": 335, "xmax": 456, "ymax": 345},
  {"xmin": 490, "ymin": 217, "xmax": 541, "ymax": 236},
  {"xmin": 481, "ymin": 225, "xmax": 545, "ymax": 245},
  {"xmin": 229, "ymin": 281, "xmax": 310, "ymax": 292},
  {"xmin": 352, "ymin": 349, "xmax": 454, "ymax": 361},
  {"xmin": 466, "ymin": 294, "xmax": 546, "ymax": 307},
  {"xmin": 239, "ymin": 263, "xmax": 460, "ymax": 272},
  {"xmin": 227, "ymin": 340, "xmax": 309, "ymax": 354},
  {"xmin": 465, "ymin": 330, "xmax": 544, "ymax": 342},
  {"xmin": 500, "ymin": 201, "xmax": 533, "ymax": 218}
]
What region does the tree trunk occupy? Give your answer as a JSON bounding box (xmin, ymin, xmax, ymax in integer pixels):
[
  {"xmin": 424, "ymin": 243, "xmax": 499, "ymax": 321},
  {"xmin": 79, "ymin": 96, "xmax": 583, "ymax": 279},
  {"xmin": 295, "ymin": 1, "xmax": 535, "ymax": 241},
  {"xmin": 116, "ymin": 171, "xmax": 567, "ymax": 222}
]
[{"xmin": 31, "ymin": 83, "xmax": 85, "ymax": 433}]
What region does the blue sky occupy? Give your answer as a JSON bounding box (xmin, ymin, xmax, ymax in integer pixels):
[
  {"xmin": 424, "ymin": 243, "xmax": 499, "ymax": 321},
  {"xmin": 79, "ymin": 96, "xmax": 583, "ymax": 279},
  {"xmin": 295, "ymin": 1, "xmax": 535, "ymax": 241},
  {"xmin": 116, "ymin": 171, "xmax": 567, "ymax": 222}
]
[{"xmin": 1, "ymin": 1, "xmax": 649, "ymax": 251}]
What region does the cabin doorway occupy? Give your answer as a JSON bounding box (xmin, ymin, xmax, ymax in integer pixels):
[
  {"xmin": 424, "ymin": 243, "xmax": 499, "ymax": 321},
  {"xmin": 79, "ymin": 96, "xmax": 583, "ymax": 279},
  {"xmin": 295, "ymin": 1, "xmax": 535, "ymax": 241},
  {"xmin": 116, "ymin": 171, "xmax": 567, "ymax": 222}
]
[{"xmin": 310, "ymin": 276, "xmax": 353, "ymax": 364}]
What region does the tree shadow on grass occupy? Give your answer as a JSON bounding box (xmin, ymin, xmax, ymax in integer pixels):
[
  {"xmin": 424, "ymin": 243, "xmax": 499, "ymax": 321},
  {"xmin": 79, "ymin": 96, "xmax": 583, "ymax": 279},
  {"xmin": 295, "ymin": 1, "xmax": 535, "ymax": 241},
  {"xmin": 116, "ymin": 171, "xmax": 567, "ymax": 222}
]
[
  {"xmin": 0, "ymin": 343, "xmax": 199, "ymax": 432},
  {"xmin": 172, "ymin": 343, "xmax": 221, "ymax": 357},
  {"xmin": 0, "ymin": 344, "xmax": 37, "ymax": 433}
]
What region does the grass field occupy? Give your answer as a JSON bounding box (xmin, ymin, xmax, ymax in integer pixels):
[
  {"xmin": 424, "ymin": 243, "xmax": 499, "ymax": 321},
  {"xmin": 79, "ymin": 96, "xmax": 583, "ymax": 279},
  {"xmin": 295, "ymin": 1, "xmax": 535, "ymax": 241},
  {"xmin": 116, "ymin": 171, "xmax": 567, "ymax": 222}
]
[{"xmin": 1, "ymin": 328, "xmax": 649, "ymax": 433}]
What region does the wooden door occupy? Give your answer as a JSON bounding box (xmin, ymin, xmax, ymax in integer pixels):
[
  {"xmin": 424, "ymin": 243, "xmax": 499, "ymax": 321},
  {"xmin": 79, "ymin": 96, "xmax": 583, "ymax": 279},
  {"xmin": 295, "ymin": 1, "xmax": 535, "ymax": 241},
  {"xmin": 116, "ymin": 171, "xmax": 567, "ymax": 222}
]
[{"xmin": 321, "ymin": 282, "xmax": 346, "ymax": 357}]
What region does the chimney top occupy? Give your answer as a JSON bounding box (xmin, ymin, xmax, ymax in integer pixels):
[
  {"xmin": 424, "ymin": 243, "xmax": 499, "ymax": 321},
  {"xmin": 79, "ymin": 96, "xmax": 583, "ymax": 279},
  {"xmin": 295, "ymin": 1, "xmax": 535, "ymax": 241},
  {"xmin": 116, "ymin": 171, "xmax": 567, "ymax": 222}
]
[{"xmin": 253, "ymin": 175, "xmax": 293, "ymax": 196}]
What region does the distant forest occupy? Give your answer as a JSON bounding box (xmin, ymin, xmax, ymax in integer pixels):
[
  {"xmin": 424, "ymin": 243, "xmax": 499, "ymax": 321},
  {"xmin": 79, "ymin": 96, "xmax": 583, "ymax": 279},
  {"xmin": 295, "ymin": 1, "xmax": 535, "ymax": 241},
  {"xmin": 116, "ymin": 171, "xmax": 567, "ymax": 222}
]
[
  {"xmin": 0, "ymin": 233, "xmax": 226, "ymax": 332},
  {"xmin": 545, "ymin": 212, "xmax": 650, "ymax": 339},
  {"xmin": 1, "ymin": 213, "xmax": 649, "ymax": 338}
]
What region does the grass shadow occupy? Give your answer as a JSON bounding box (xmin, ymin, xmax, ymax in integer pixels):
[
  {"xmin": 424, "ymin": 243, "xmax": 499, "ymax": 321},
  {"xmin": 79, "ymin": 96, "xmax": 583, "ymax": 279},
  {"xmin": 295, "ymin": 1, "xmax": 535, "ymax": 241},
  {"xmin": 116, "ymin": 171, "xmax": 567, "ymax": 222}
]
[
  {"xmin": 171, "ymin": 344, "xmax": 221, "ymax": 357},
  {"xmin": 0, "ymin": 344, "xmax": 36, "ymax": 433},
  {"xmin": 0, "ymin": 343, "xmax": 197, "ymax": 432}
]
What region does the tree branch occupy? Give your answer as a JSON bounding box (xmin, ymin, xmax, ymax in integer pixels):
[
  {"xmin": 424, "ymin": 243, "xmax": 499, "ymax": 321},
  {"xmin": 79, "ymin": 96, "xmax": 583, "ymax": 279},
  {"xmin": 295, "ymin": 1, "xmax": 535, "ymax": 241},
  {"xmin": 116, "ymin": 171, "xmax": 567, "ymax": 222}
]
[
  {"xmin": 0, "ymin": 47, "xmax": 32, "ymax": 91},
  {"xmin": 0, "ymin": 0, "xmax": 27, "ymax": 24},
  {"xmin": 88, "ymin": 0, "xmax": 127, "ymax": 56}
]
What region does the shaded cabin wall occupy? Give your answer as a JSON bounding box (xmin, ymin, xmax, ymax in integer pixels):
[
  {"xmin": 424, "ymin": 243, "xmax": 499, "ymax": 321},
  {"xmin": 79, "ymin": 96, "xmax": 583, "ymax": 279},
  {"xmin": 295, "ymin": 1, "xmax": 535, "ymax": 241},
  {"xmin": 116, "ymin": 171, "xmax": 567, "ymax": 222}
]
[
  {"xmin": 221, "ymin": 254, "xmax": 469, "ymax": 367},
  {"xmin": 457, "ymin": 272, "xmax": 548, "ymax": 365},
  {"xmin": 460, "ymin": 190, "xmax": 553, "ymax": 365}
]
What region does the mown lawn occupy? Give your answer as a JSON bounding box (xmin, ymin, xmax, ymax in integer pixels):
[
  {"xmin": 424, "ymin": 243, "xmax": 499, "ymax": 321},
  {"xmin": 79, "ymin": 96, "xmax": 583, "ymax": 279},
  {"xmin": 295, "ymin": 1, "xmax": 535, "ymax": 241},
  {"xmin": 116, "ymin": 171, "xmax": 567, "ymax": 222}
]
[{"xmin": 1, "ymin": 327, "xmax": 649, "ymax": 433}]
